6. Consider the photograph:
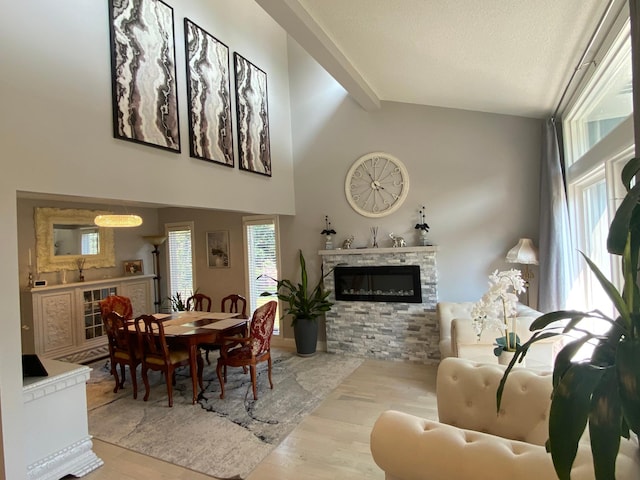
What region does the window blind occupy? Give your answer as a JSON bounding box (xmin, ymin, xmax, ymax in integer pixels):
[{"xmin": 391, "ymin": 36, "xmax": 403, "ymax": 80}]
[
  {"xmin": 245, "ymin": 218, "xmax": 279, "ymax": 333},
  {"xmin": 166, "ymin": 224, "xmax": 194, "ymax": 309}
]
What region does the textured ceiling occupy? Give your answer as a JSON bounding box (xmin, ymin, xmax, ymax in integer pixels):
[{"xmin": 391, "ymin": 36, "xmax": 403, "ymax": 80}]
[{"xmin": 257, "ymin": 0, "xmax": 619, "ymax": 119}]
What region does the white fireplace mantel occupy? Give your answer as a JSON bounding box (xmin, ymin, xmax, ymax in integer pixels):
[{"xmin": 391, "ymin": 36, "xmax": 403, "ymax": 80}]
[{"xmin": 319, "ymin": 246, "xmax": 438, "ymax": 256}]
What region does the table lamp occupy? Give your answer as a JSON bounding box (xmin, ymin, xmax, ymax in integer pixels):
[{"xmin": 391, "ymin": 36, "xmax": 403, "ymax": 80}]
[{"xmin": 506, "ymin": 238, "xmax": 539, "ymax": 305}]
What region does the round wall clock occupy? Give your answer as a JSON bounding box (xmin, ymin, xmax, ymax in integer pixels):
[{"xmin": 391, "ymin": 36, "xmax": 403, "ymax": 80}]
[{"xmin": 344, "ymin": 152, "xmax": 410, "ymax": 218}]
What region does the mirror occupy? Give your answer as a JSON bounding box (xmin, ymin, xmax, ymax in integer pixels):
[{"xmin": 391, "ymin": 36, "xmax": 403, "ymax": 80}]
[
  {"xmin": 53, "ymin": 223, "xmax": 100, "ymax": 256},
  {"xmin": 35, "ymin": 207, "xmax": 116, "ymax": 272}
]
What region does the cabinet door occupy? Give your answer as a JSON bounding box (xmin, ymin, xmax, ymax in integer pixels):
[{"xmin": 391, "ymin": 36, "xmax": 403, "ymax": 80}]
[
  {"xmin": 80, "ymin": 286, "xmax": 117, "ymax": 342},
  {"xmin": 35, "ymin": 291, "xmax": 75, "ymax": 356},
  {"xmin": 121, "ymin": 280, "xmax": 152, "ymax": 317}
]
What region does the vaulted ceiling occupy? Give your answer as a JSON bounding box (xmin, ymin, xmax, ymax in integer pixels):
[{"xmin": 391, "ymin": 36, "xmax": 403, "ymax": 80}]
[{"xmin": 256, "ymin": 0, "xmax": 622, "ymax": 119}]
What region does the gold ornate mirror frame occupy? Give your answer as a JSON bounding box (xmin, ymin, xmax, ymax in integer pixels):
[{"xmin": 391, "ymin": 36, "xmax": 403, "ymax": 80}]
[{"xmin": 35, "ymin": 207, "xmax": 116, "ymax": 273}]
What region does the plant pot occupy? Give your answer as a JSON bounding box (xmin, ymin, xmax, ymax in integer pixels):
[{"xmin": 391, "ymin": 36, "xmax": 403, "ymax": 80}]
[
  {"xmin": 498, "ymin": 350, "xmax": 525, "ymax": 368},
  {"xmin": 293, "ymin": 317, "xmax": 318, "ymax": 357}
]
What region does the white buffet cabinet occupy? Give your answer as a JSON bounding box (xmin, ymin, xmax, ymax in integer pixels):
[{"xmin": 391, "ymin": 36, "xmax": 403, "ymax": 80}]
[
  {"xmin": 21, "ymin": 275, "xmax": 154, "ymax": 363},
  {"xmin": 23, "ymin": 358, "xmax": 103, "ymax": 479}
]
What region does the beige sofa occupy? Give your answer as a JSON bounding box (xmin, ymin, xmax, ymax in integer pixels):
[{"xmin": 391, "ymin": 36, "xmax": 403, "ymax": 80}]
[
  {"xmin": 437, "ymin": 301, "xmax": 556, "ymax": 369},
  {"xmin": 370, "ymin": 357, "xmax": 640, "ymax": 480}
]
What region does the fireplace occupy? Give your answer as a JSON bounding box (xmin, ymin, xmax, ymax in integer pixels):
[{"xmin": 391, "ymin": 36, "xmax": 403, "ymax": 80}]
[
  {"xmin": 320, "ymin": 246, "xmax": 439, "ymax": 364},
  {"xmin": 334, "ymin": 265, "xmax": 422, "ymax": 303}
]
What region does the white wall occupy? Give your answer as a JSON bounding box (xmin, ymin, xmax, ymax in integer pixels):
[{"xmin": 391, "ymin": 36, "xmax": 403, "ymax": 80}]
[
  {"xmin": 284, "ymin": 39, "xmax": 542, "ymax": 307},
  {"xmin": 0, "ymin": 1, "xmax": 295, "ymax": 477}
]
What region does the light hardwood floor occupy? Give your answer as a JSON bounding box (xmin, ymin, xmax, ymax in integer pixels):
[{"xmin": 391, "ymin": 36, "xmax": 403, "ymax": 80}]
[{"xmin": 80, "ymin": 354, "xmax": 439, "ymax": 480}]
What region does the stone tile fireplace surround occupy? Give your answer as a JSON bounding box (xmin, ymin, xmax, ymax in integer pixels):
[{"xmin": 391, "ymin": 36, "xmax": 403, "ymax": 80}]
[{"xmin": 320, "ymin": 246, "xmax": 439, "ymax": 364}]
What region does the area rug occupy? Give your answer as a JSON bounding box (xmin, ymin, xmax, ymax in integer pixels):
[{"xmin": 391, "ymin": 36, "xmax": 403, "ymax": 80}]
[{"xmin": 86, "ymin": 349, "xmax": 363, "ymax": 479}]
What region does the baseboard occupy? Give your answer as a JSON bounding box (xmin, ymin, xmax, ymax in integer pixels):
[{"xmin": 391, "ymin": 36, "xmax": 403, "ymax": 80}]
[{"xmin": 271, "ymin": 337, "xmax": 327, "ymax": 353}]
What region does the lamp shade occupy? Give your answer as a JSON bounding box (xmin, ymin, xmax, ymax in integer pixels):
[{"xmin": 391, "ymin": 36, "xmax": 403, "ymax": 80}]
[
  {"xmin": 94, "ymin": 214, "xmax": 143, "ymax": 228},
  {"xmin": 142, "ymin": 235, "xmax": 167, "ymax": 246},
  {"xmin": 506, "ymin": 238, "xmax": 539, "ymax": 265}
]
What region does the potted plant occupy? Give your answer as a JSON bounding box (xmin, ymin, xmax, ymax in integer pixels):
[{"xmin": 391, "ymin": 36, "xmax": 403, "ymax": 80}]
[
  {"xmin": 261, "ymin": 250, "xmax": 334, "ymax": 356},
  {"xmin": 498, "ymin": 158, "xmax": 640, "ymax": 479},
  {"xmin": 471, "ymin": 269, "xmax": 526, "ymax": 365}
]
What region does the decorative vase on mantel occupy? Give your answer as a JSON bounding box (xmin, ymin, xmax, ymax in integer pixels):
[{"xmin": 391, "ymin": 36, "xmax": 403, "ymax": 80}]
[
  {"xmin": 419, "ymin": 229, "xmax": 429, "ymax": 246},
  {"xmin": 324, "ymin": 235, "xmax": 333, "ymax": 250}
]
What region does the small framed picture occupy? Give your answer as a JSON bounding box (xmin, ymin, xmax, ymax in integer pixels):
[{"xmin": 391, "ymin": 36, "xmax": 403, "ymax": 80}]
[
  {"xmin": 207, "ymin": 231, "xmax": 230, "ymax": 268},
  {"xmin": 123, "ymin": 259, "xmax": 144, "ymax": 276}
]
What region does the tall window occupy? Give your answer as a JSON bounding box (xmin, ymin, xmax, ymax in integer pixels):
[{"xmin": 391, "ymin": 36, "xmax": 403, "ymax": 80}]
[
  {"xmin": 563, "ymin": 16, "xmax": 633, "ymax": 315},
  {"xmin": 166, "ymin": 222, "xmax": 195, "ymax": 310},
  {"xmin": 564, "ymin": 20, "xmax": 633, "ymax": 167},
  {"xmin": 244, "ymin": 215, "xmax": 280, "ymax": 335},
  {"xmin": 561, "ymin": 12, "xmax": 633, "ymax": 360}
]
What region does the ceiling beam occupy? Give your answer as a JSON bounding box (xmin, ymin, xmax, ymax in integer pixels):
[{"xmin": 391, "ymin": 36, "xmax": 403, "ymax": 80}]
[{"xmin": 255, "ymin": 0, "xmax": 381, "ymax": 111}]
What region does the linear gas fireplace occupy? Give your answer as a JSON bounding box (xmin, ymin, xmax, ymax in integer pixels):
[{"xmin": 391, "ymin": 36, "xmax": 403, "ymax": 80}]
[{"xmin": 334, "ymin": 265, "xmax": 422, "ymax": 303}]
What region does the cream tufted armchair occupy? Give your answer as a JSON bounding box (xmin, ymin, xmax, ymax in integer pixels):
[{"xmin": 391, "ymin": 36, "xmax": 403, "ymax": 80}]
[{"xmin": 370, "ymin": 358, "xmax": 639, "ymax": 480}]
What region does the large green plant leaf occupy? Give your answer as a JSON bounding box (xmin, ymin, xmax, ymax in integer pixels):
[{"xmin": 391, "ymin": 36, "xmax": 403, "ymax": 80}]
[
  {"xmin": 548, "ymin": 363, "xmax": 604, "ymax": 480},
  {"xmin": 530, "ymin": 310, "xmax": 587, "ymax": 331},
  {"xmin": 616, "ymin": 339, "xmax": 640, "ymax": 435},
  {"xmin": 580, "ymin": 253, "xmax": 631, "ymax": 326},
  {"xmin": 620, "ymin": 157, "xmax": 640, "ymax": 191},
  {"xmin": 607, "ymin": 181, "xmax": 640, "ymax": 255},
  {"xmin": 552, "ymin": 335, "xmax": 594, "ymax": 388},
  {"xmin": 589, "ymin": 367, "xmax": 621, "ymax": 480}
]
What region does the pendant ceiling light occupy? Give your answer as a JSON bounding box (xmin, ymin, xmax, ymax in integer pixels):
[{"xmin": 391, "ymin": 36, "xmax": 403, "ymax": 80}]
[{"xmin": 94, "ymin": 214, "xmax": 143, "ymax": 228}]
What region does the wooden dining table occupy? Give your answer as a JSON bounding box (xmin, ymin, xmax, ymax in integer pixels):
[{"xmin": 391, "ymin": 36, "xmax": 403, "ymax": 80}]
[{"xmin": 130, "ymin": 311, "xmax": 248, "ymax": 404}]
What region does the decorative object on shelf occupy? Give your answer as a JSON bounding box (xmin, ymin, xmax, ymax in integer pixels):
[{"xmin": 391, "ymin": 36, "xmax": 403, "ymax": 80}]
[
  {"xmin": 27, "ymin": 247, "xmax": 34, "ymax": 287},
  {"xmin": 345, "ymin": 152, "xmax": 410, "ymax": 217},
  {"xmin": 184, "ymin": 18, "xmax": 233, "ymax": 166},
  {"xmin": 207, "ymin": 230, "xmax": 230, "ymax": 268},
  {"xmin": 321, "ymin": 215, "xmax": 336, "ymax": 250},
  {"xmin": 94, "ymin": 212, "xmax": 143, "ymax": 228},
  {"xmin": 76, "ymin": 257, "xmax": 86, "ymax": 282},
  {"xmin": 61, "ymin": 269, "xmax": 67, "ymax": 285},
  {"xmin": 389, "ymin": 232, "xmax": 406, "ymax": 247},
  {"xmin": 143, "ymin": 235, "xmax": 167, "ymax": 311},
  {"xmin": 108, "ymin": 0, "xmax": 180, "ymax": 152},
  {"xmin": 234, "ymin": 52, "xmax": 271, "ymax": 176},
  {"xmin": 371, "ymin": 226, "xmax": 379, "ymax": 247},
  {"xmin": 498, "ymin": 158, "xmax": 640, "ymax": 478},
  {"xmin": 259, "ymin": 250, "xmax": 334, "ymax": 356},
  {"xmin": 471, "ymin": 269, "xmax": 525, "ymax": 364},
  {"xmin": 342, "ymin": 235, "xmax": 354, "ymax": 249},
  {"xmin": 414, "ymin": 205, "xmax": 430, "ymax": 246},
  {"xmin": 505, "ymin": 238, "xmax": 539, "ymax": 305},
  {"xmin": 123, "ymin": 259, "xmax": 144, "ymax": 276}
]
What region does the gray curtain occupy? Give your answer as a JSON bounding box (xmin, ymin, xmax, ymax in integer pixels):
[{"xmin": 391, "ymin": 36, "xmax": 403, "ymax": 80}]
[{"xmin": 538, "ymin": 119, "xmax": 573, "ymax": 312}]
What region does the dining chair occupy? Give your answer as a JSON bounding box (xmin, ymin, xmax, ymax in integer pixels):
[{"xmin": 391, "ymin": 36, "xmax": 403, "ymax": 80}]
[
  {"xmin": 186, "ymin": 293, "xmax": 212, "ymax": 312},
  {"xmin": 200, "ymin": 293, "xmax": 249, "ymax": 365},
  {"xmin": 134, "ymin": 314, "xmax": 198, "ymax": 407},
  {"xmin": 216, "ymin": 301, "xmax": 278, "ymax": 400},
  {"xmin": 221, "ymin": 294, "xmax": 247, "ymax": 318},
  {"xmin": 99, "ymin": 295, "xmax": 133, "ymax": 320},
  {"xmin": 103, "ymin": 311, "xmax": 140, "ymax": 398}
]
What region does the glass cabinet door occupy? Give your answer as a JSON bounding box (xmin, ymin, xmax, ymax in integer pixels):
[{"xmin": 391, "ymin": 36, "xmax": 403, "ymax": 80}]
[{"xmin": 82, "ymin": 287, "xmax": 117, "ymax": 340}]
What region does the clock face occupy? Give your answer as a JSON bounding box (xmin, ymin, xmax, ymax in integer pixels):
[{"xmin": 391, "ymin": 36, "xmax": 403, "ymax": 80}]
[{"xmin": 345, "ymin": 152, "xmax": 409, "ymax": 218}]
